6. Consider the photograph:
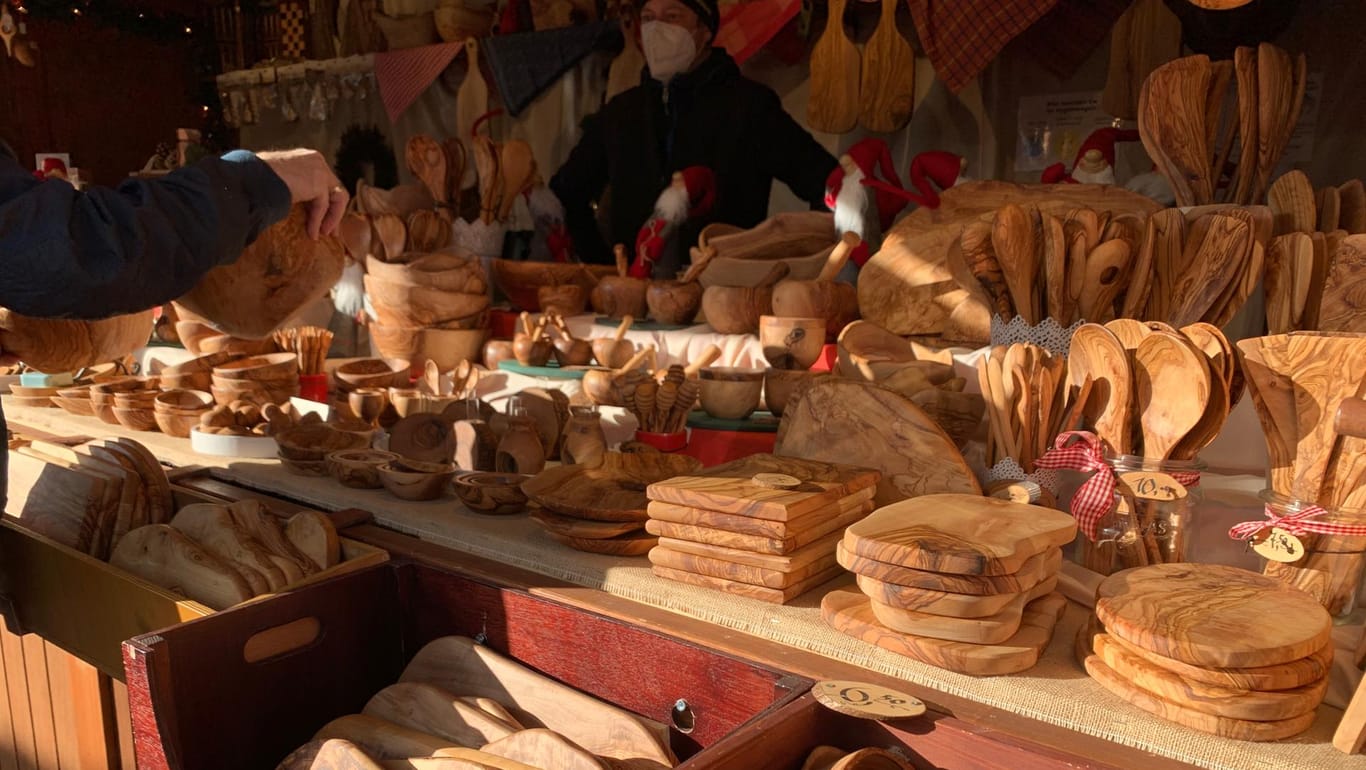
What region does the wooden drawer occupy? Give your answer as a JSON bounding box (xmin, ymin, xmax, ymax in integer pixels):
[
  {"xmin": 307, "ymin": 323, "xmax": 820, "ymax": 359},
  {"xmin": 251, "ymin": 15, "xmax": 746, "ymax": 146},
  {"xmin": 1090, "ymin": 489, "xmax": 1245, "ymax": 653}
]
[
  {"xmin": 0, "ymin": 485, "xmax": 386, "ymax": 679},
  {"xmin": 122, "ymin": 559, "xmax": 811, "ymax": 770}
]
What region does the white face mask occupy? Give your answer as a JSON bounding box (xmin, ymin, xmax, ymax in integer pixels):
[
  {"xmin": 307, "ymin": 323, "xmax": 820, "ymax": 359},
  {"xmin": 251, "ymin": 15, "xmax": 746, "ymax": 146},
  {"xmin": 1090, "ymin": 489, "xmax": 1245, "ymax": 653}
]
[{"xmin": 641, "ymin": 21, "xmax": 698, "ymax": 82}]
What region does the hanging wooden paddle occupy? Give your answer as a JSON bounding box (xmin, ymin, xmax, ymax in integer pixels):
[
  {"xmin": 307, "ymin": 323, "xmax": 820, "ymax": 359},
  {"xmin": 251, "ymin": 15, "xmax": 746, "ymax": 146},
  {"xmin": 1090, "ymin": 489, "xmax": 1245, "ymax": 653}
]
[
  {"xmin": 808, "ymin": 0, "xmax": 860, "ymax": 134},
  {"xmin": 858, "ymin": 0, "xmax": 915, "ymax": 133},
  {"xmin": 455, "ymin": 38, "xmax": 489, "ymax": 191}
]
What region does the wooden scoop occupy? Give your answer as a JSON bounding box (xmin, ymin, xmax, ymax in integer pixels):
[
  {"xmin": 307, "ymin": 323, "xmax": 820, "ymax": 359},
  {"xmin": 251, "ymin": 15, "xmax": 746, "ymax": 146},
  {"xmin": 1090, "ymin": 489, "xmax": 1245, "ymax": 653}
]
[
  {"xmin": 371, "ymin": 214, "xmax": 407, "ymax": 263},
  {"xmin": 1134, "ymin": 332, "xmax": 1210, "ymax": 461},
  {"xmin": 1068, "ymin": 324, "xmax": 1134, "ymax": 455},
  {"xmin": 406, "ymin": 135, "xmax": 449, "ymax": 206},
  {"xmin": 497, "ymin": 140, "xmax": 537, "ymax": 222}
]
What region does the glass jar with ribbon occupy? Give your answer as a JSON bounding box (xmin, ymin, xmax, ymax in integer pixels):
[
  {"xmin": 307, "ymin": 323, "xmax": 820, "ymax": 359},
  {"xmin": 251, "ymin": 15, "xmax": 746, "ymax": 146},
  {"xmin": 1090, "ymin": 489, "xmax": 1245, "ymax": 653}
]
[{"xmin": 1231, "ymin": 491, "xmax": 1366, "ymax": 617}]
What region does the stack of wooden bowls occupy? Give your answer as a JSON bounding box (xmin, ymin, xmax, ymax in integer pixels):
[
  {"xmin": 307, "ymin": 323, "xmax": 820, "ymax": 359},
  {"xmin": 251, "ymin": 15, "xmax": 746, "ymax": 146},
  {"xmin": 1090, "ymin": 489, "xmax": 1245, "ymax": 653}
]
[
  {"xmin": 1081, "ymin": 563, "xmax": 1331, "ymax": 741},
  {"xmin": 159, "ymin": 351, "xmax": 243, "ymax": 391},
  {"xmin": 111, "ymin": 387, "xmax": 161, "ymax": 431},
  {"xmin": 153, "ymin": 389, "xmax": 215, "ymax": 438},
  {"xmin": 275, "ymin": 424, "xmax": 372, "ymax": 476},
  {"xmin": 89, "ymin": 378, "xmax": 158, "ymax": 425},
  {"xmin": 823, "ymin": 494, "xmax": 1075, "ymax": 675},
  {"xmin": 490, "ymin": 258, "xmax": 611, "ymax": 312},
  {"xmin": 645, "ymin": 454, "xmax": 880, "ymax": 604},
  {"xmin": 331, "ymin": 358, "xmax": 411, "ymax": 396},
  {"xmin": 210, "ymin": 353, "xmax": 300, "ymax": 406},
  {"xmin": 51, "ymin": 384, "xmax": 96, "ymax": 416},
  {"xmin": 7, "ymin": 384, "xmax": 60, "ymax": 408},
  {"xmin": 366, "ymin": 254, "xmax": 490, "ymax": 373}
]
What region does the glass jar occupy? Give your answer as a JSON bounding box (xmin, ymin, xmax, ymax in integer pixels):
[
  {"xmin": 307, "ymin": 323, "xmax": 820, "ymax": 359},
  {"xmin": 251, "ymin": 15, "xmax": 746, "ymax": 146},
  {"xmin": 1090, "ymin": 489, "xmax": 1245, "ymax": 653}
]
[
  {"xmin": 1258, "ymin": 490, "xmax": 1366, "ymax": 617},
  {"xmin": 1081, "ymin": 455, "xmax": 1205, "ymax": 576},
  {"xmin": 495, "ymin": 397, "xmax": 545, "ymax": 475}
]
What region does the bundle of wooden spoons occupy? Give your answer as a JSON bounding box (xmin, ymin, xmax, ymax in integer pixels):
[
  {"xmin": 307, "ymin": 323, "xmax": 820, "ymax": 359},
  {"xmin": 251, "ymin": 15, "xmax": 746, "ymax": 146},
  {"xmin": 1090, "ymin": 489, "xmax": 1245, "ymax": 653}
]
[
  {"xmin": 976, "ymin": 343, "xmax": 1076, "ymax": 473},
  {"xmin": 1315, "ymin": 178, "xmax": 1366, "ymax": 235},
  {"xmin": 1265, "ymin": 232, "xmax": 1365, "ymax": 334}
]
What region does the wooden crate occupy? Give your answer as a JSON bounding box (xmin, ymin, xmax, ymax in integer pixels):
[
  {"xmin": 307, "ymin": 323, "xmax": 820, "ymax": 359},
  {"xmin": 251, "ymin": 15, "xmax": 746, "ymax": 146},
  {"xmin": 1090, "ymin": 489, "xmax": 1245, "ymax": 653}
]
[
  {"xmin": 122, "ymin": 559, "xmax": 812, "ymax": 770},
  {"xmin": 0, "ymin": 485, "xmax": 386, "ymax": 679}
]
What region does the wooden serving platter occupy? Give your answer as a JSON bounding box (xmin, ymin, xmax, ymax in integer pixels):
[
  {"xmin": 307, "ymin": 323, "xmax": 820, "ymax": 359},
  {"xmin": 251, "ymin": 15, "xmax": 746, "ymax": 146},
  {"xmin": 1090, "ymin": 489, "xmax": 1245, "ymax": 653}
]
[
  {"xmin": 656, "ymin": 530, "xmax": 843, "ymax": 573},
  {"xmin": 645, "ymin": 486, "xmax": 876, "ymax": 538},
  {"xmin": 836, "ymin": 543, "xmax": 1061, "ymax": 596},
  {"xmin": 843, "ymin": 494, "xmax": 1076, "ymax": 576},
  {"xmin": 1083, "ymin": 657, "xmax": 1317, "ymax": 741},
  {"xmin": 522, "ymin": 452, "xmax": 702, "ymax": 523},
  {"xmin": 651, "ymin": 563, "xmax": 847, "ymax": 604},
  {"xmin": 529, "ymin": 510, "xmax": 643, "ymax": 540},
  {"xmin": 821, "ymin": 589, "xmax": 1066, "ymax": 676},
  {"xmin": 648, "ymin": 545, "xmax": 840, "ymax": 590},
  {"xmin": 645, "ymin": 453, "xmax": 880, "ymax": 521},
  {"xmin": 544, "ymin": 530, "xmax": 656, "ymax": 557},
  {"xmin": 855, "ymin": 574, "xmax": 1032, "ymax": 618},
  {"xmin": 645, "ymin": 503, "xmax": 870, "ymax": 556},
  {"xmin": 866, "ymin": 577, "xmax": 1058, "ymax": 645},
  {"xmin": 1095, "ymin": 563, "xmax": 1332, "ymax": 668},
  {"xmin": 1090, "ymin": 634, "xmax": 1326, "ymax": 722}
]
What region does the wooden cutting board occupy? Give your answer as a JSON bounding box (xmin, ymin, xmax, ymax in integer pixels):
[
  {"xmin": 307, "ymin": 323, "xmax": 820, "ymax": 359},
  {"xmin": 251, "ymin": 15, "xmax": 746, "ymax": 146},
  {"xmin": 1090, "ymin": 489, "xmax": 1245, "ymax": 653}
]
[
  {"xmin": 645, "ymin": 503, "xmax": 870, "ymax": 556},
  {"xmin": 649, "ymin": 545, "xmax": 839, "ymax": 590},
  {"xmin": 651, "ymin": 563, "xmax": 846, "ymax": 605},
  {"xmin": 1090, "ymin": 633, "xmax": 1325, "ymax": 721},
  {"xmin": 856, "ymin": 574, "xmax": 1037, "ymax": 619},
  {"xmin": 837, "ymin": 543, "xmax": 1061, "ymax": 596},
  {"xmin": 109, "ymin": 524, "xmax": 254, "ymax": 610},
  {"xmin": 1095, "ymin": 563, "xmax": 1332, "ymax": 668},
  {"xmin": 363, "ymin": 682, "xmax": 517, "ymax": 748},
  {"xmin": 807, "ymin": 0, "xmax": 860, "ymax": 134},
  {"xmin": 656, "ymin": 530, "xmax": 843, "ymax": 573},
  {"xmin": 544, "ymin": 530, "xmax": 655, "ymax": 557},
  {"xmin": 867, "ymin": 576, "xmax": 1058, "ymax": 645},
  {"xmin": 843, "ymin": 494, "xmax": 1076, "ymax": 576},
  {"xmin": 5, "ymin": 449, "xmax": 108, "ymax": 555},
  {"xmin": 1318, "ymin": 233, "xmax": 1366, "ymax": 332},
  {"xmin": 21, "ymin": 443, "xmax": 136, "ymax": 560},
  {"xmin": 1083, "ymin": 657, "xmax": 1317, "ymax": 741},
  {"xmin": 776, "ymin": 380, "xmax": 979, "ymax": 506},
  {"xmin": 278, "ymin": 738, "xmax": 386, "ymax": 770},
  {"xmin": 98, "ymin": 438, "xmax": 174, "ymax": 525},
  {"xmin": 858, "ymin": 0, "xmax": 914, "ymax": 133},
  {"xmin": 645, "ymin": 485, "xmax": 876, "ymax": 538},
  {"xmin": 400, "ymin": 636, "xmax": 673, "ymax": 767},
  {"xmin": 646, "ymin": 453, "xmax": 880, "ymax": 522},
  {"xmin": 530, "ymin": 511, "xmax": 643, "ymax": 540},
  {"xmin": 822, "ymin": 589, "xmax": 1065, "ymax": 676},
  {"xmin": 524, "ymin": 452, "xmax": 702, "ymax": 523}
]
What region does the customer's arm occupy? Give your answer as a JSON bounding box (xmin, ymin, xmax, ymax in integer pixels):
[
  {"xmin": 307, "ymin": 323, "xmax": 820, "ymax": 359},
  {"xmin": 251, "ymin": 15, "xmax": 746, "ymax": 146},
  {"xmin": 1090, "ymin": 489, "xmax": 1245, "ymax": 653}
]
[{"xmin": 550, "ymin": 112, "xmax": 612, "ymax": 262}]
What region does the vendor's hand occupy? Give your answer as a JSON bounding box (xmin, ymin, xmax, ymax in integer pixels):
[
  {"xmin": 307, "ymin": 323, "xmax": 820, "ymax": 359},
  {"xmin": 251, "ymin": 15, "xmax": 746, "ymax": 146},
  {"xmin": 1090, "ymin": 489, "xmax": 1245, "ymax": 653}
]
[{"xmin": 257, "ymin": 149, "xmax": 349, "ymax": 239}]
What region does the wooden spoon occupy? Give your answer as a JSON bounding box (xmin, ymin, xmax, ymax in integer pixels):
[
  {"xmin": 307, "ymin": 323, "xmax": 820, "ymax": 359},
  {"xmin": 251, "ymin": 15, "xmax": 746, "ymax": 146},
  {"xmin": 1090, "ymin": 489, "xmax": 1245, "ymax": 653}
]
[
  {"xmin": 1041, "ymin": 213, "xmax": 1069, "ymax": 322},
  {"xmin": 1078, "ymin": 239, "xmax": 1134, "ymax": 323},
  {"xmin": 497, "ymin": 141, "xmax": 537, "ymax": 222},
  {"xmin": 1104, "ymin": 318, "xmax": 1151, "ymax": 353},
  {"xmin": 1268, "ymin": 170, "xmax": 1316, "ymax": 235},
  {"xmin": 1172, "ymin": 326, "xmax": 1230, "ymax": 461},
  {"xmin": 1120, "ymin": 216, "xmax": 1157, "ymax": 319},
  {"xmin": 406, "ymin": 135, "xmax": 449, "ymax": 206},
  {"xmin": 992, "ymin": 204, "xmax": 1040, "ymax": 324},
  {"xmin": 339, "ymin": 213, "xmax": 373, "ymax": 261},
  {"xmin": 1167, "ymin": 214, "xmax": 1252, "ymax": 327},
  {"xmin": 1134, "ymin": 332, "xmax": 1210, "ymax": 461},
  {"xmin": 1231, "ymin": 46, "xmax": 1259, "ymax": 205},
  {"xmin": 371, "ymin": 214, "xmax": 407, "ymax": 263},
  {"xmin": 1068, "ymin": 324, "xmax": 1133, "ymax": 455}
]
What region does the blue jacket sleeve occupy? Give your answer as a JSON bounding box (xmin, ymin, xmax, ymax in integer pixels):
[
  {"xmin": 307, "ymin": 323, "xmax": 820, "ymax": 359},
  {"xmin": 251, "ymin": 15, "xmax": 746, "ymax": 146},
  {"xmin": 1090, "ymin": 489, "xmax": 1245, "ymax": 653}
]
[{"xmin": 0, "ymin": 147, "xmax": 290, "ymax": 320}]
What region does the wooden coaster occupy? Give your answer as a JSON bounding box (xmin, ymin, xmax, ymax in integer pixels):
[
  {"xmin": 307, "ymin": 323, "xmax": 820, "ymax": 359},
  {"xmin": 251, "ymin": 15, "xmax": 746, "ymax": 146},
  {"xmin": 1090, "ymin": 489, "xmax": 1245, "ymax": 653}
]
[
  {"xmin": 646, "ymin": 503, "xmax": 872, "ymax": 556},
  {"xmin": 544, "ymin": 530, "xmax": 654, "ymax": 557},
  {"xmin": 856, "ymin": 574, "xmax": 1028, "ymax": 619},
  {"xmin": 811, "ymin": 681, "xmax": 926, "ymax": 720},
  {"xmin": 656, "ymin": 530, "xmax": 843, "ymax": 573},
  {"xmin": 843, "ymin": 493, "xmax": 1076, "ymax": 576},
  {"xmin": 530, "ymin": 511, "xmax": 642, "ymax": 540},
  {"xmin": 866, "ymin": 577, "xmax": 1058, "ymax": 645},
  {"xmin": 1084, "ymin": 656, "xmax": 1318, "ymax": 741},
  {"xmin": 836, "ymin": 542, "xmax": 1061, "ymax": 596},
  {"xmin": 648, "ymin": 545, "xmax": 839, "ymax": 590},
  {"xmin": 646, "ymin": 486, "xmax": 876, "ymax": 538},
  {"xmin": 651, "ymin": 562, "xmax": 846, "ymax": 605},
  {"xmin": 1096, "ymin": 563, "xmax": 1333, "ymax": 668},
  {"xmin": 1091, "ymin": 633, "xmax": 1326, "ymax": 722},
  {"xmin": 821, "ymin": 589, "xmax": 1066, "ymax": 676},
  {"xmin": 646, "ymin": 454, "xmax": 881, "ymax": 521}
]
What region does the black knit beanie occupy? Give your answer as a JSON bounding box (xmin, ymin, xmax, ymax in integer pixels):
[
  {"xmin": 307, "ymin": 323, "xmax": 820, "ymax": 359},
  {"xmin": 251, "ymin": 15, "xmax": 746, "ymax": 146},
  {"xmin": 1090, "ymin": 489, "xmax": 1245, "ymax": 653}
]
[{"xmin": 642, "ymin": 0, "xmax": 719, "ymax": 34}]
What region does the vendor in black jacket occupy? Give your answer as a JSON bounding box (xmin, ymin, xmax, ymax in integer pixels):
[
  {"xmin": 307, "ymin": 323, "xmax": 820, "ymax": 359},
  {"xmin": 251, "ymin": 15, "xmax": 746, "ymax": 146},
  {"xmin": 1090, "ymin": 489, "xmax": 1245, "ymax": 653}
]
[{"xmin": 550, "ymin": 0, "xmax": 837, "ymax": 266}]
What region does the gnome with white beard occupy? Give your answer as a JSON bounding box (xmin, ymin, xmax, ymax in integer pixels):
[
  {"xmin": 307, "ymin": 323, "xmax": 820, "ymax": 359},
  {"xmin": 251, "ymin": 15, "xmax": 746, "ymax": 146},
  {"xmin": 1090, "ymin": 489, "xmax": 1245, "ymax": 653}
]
[{"xmin": 630, "ymin": 166, "xmax": 716, "ymax": 279}]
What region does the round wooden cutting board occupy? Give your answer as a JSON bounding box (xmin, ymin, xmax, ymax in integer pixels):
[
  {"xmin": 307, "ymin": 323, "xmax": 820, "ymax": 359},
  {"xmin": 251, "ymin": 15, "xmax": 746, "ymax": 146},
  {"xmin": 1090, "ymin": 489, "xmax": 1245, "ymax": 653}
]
[
  {"xmin": 1095, "ymin": 563, "xmax": 1332, "ymax": 668},
  {"xmin": 843, "ymin": 494, "xmax": 1077, "ymax": 576}
]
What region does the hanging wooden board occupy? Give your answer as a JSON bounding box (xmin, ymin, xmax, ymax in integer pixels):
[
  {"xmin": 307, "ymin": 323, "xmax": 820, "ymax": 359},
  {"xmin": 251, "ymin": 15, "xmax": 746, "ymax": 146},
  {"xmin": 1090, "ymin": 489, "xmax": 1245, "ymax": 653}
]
[
  {"xmin": 651, "ymin": 563, "xmax": 846, "ymax": 605},
  {"xmin": 843, "ymin": 494, "xmax": 1076, "ymax": 576},
  {"xmin": 455, "ymin": 38, "xmax": 489, "ymax": 191},
  {"xmin": 867, "ymin": 576, "xmax": 1058, "ymax": 645},
  {"xmin": 1090, "ymin": 634, "xmax": 1326, "ymax": 722},
  {"xmin": 775, "ymin": 380, "xmax": 978, "ymax": 506},
  {"xmin": 856, "ymin": 574, "xmax": 1040, "ymax": 619},
  {"xmin": 858, "ymin": 0, "xmax": 914, "ymax": 133},
  {"xmin": 837, "ymin": 543, "xmax": 1061, "ymax": 596},
  {"xmin": 656, "ymin": 530, "xmax": 843, "ymax": 573},
  {"xmin": 822, "ymin": 589, "xmax": 1066, "ymax": 676},
  {"xmin": 807, "ymin": 0, "xmax": 860, "ymax": 134},
  {"xmin": 1083, "ymin": 657, "xmax": 1317, "ymax": 741},
  {"xmin": 646, "ymin": 453, "xmax": 880, "ymax": 522},
  {"xmin": 649, "ymin": 545, "xmax": 840, "ymax": 590},
  {"xmin": 646, "ymin": 486, "xmax": 875, "ymax": 538},
  {"xmin": 1095, "ymin": 563, "xmax": 1333, "ymax": 668},
  {"xmin": 645, "ymin": 504, "xmax": 870, "ymax": 556}
]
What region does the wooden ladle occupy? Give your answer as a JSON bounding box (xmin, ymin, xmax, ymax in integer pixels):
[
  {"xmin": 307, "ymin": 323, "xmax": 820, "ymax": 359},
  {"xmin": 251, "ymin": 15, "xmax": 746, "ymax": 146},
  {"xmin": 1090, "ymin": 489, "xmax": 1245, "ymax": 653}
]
[{"xmin": 1134, "ymin": 332, "xmax": 1209, "ymax": 461}]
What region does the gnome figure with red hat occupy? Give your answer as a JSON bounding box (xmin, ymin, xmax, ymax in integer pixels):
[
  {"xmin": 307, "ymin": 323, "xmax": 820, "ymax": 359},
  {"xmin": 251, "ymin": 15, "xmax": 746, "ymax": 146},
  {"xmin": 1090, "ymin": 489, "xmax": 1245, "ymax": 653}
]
[{"xmin": 631, "ymin": 166, "xmax": 717, "ymax": 279}]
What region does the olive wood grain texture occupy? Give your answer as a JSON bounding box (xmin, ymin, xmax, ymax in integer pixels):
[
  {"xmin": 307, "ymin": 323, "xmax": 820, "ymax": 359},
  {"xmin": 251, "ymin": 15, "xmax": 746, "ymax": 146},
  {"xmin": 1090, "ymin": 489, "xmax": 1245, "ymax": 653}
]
[
  {"xmin": 656, "ymin": 529, "xmax": 844, "ymax": 573},
  {"xmin": 648, "ymin": 544, "xmax": 839, "ymax": 590},
  {"xmin": 522, "ymin": 452, "xmax": 702, "ymax": 522},
  {"xmin": 1318, "ymin": 234, "xmax": 1366, "ymax": 332},
  {"xmin": 645, "ymin": 485, "xmax": 875, "ymax": 537},
  {"xmin": 171, "ymin": 503, "xmax": 287, "ymax": 593},
  {"xmin": 1067, "ymin": 324, "xmax": 1133, "ymax": 455},
  {"xmin": 857, "ymin": 0, "xmax": 914, "ymax": 132},
  {"xmin": 108, "ymin": 524, "xmax": 253, "ymax": 610},
  {"xmin": 836, "ymin": 543, "xmax": 1061, "ymax": 596},
  {"xmin": 867, "ymin": 576, "xmax": 1058, "ymax": 644},
  {"xmin": 543, "ymin": 530, "xmax": 656, "ymax": 557},
  {"xmin": 807, "ymin": 0, "xmax": 860, "ymax": 134},
  {"xmin": 855, "ymin": 574, "xmax": 1048, "ymax": 619},
  {"xmin": 645, "ymin": 453, "xmax": 879, "ymax": 521},
  {"xmin": 363, "ymin": 682, "xmax": 518, "ymax": 748},
  {"xmin": 1133, "ymin": 332, "xmax": 1210, "ymax": 461},
  {"xmin": 651, "ymin": 562, "xmax": 846, "ymax": 604}
]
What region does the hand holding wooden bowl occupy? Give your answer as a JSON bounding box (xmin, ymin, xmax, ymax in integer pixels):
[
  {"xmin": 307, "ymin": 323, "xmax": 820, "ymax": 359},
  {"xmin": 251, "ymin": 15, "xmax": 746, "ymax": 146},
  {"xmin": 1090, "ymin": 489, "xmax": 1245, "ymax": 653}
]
[
  {"xmin": 590, "ymin": 245, "xmax": 648, "ymax": 320},
  {"xmin": 699, "ymin": 367, "xmax": 765, "ymax": 420}
]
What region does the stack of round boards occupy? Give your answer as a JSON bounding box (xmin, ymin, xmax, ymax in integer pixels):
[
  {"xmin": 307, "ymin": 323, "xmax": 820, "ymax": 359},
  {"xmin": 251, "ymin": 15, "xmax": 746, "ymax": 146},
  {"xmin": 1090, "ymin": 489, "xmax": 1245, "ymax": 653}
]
[
  {"xmin": 1081, "ymin": 563, "xmax": 1332, "ymax": 741},
  {"xmin": 822, "ymin": 494, "xmax": 1077, "ymax": 675}
]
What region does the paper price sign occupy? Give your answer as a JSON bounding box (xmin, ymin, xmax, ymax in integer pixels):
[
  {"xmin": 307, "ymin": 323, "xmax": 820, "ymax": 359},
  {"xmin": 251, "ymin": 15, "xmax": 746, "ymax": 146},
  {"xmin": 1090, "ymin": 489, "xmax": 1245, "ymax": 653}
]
[
  {"xmin": 813, "ymin": 680, "xmax": 926, "ymax": 720},
  {"xmin": 1118, "ymin": 471, "xmax": 1186, "ymax": 502},
  {"xmin": 1251, "ymin": 527, "xmax": 1305, "ymax": 563}
]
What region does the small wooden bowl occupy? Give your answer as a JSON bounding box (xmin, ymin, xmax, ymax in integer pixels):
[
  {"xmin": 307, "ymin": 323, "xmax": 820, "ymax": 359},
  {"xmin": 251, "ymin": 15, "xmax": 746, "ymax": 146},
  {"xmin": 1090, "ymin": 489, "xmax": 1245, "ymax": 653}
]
[
  {"xmin": 378, "ymin": 458, "xmax": 457, "ymax": 501},
  {"xmin": 326, "ymin": 449, "xmax": 400, "ymax": 489},
  {"xmin": 159, "ymin": 351, "xmax": 243, "ymax": 391},
  {"xmin": 195, "ymin": 334, "xmax": 278, "ymax": 357},
  {"xmin": 112, "ymin": 406, "xmax": 159, "ymax": 432},
  {"xmin": 764, "ymin": 369, "xmax": 823, "ymax": 417},
  {"xmin": 590, "ymin": 276, "xmax": 648, "ymax": 320},
  {"xmin": 55, "ymin": 384, "xmax": 93, "ymax": 400},
  {"xmin": 154, "ymin": 409, "xmax": 207, "ymax": 438},
  {"xmin": 210, "ymin": 384, "xmax": 297, "ymax": 407},
  {"xmin": 698, "ymin": 367, "xmax": 765, "ymax": 420},
  {"xmin": 332, "ymin": 358, "xmax": 410, "ymax": 392},
  {"xmin": 213, "ymin": 353, "xmax": 299, "ymax": 381},
  {"xmin": 113, "ymin": 390, "xmax": 160, "ymax": 409},
  {"xmin": 275, "ymin": 424, "xmax": 371, "ymax": 461},
  {"xmin": 646, "ymin": 280, "xmax": 703, "ymax": 325},
  {"xmin": 387, "ymin": 388, "xmax": 461, "ymax": 418},
  {"xmin": 91, "ymin": 378, "xmax": 157, "ymax": 423},
  {"xmin": 8, "ymin": 395, "xmax": 56, "ymax": 408},
  {"xmin": 52, "ymin": 396, "xmax": 96, "ymax": 416},
  {"xmin": 9, "ymin": 384, "xmax": 62, "ymax": 399},
  {"xmin": 369, "ymin": 323, "xmax": 488, "ymax": 374},
  {"xmin": 759, "ymin": 316, "xmax": 825, "ymax": 370},
  {"xmin": 452, "ymin": 471, "xmax": 530, "ymax": 515},
  {"xmin": 154, "ymin": 389, "xmax": 216, "ymax": 413},
  {"xmin": 277, "ymin": 452, "xmax": 329, "ymax": 477}
]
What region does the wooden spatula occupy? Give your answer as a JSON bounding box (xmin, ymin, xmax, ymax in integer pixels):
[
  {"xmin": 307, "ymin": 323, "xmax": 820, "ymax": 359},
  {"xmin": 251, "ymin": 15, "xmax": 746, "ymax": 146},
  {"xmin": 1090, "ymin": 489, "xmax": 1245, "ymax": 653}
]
[
  {"xmin": 1141, "ymin": 56, "xmax": 1214, "ymax": 205},
  {"xmin": 992, "ymin": 204, "xmax": 1040, "ymax": 324},
  {"xmin": 1134, "ymin": 332, "xmax": 1210, "ymax": 461},
  {"xmin": 1231, "ymin": 46, "xmax": 1259, "ymax": 205},
  {"xmin": 1167, "ymin": 214, "xmax": 1252, "ymax": 327},
  {"xmin": 1268, "ymin": 170, "xmax": 1317, "ymax": 235},
  {"xmin": 1069, "ymin": 324, "xmax": 1133, "ymax": 455},
  {"xmin": 1078, "ymin": 239, "xmax": 1134, "ymax": 323},
  {"xmin": 858, "ymin": 0, "xmax": 914, "ymax": 133},
  {"xmin": 1144, "ymin": 209, "xmax": 1186, "ymax": 321},
  {"xmin": 808, "ymin": 0, "xmax": 860, "ymax": 134},
  {"xmin": 1254, "ymin": 43, "xmax": 1295, "ymax": 202}
]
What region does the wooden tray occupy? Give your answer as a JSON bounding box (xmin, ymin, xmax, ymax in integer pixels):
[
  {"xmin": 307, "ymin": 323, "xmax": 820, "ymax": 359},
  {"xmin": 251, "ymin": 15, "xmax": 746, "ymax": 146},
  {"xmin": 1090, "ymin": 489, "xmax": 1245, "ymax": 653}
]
[
  {"xmin": 0, "ymin": 484, "xmax": 386, "ymax": 678},
  {"xmin": 121, "ymin": 559, "xmax": 812, "ymax": 770}
]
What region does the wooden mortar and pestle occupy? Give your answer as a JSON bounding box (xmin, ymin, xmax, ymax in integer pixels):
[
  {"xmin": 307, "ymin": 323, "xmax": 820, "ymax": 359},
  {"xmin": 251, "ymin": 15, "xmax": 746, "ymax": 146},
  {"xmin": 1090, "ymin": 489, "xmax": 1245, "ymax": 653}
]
[
  {"xmin": 591, "ymin": 315, "xmax": 636, "ymax": 369},
  {"xmin": 546, "ymin": 313, "xmax": 594, "ymax": 367},
  {"xmin": 482, "ymin": 339, "xmax": 515, "ymax": 370},
  {"xmin": 700, "ymin": 261, "xmax": 790, "ymax": 335},
  {"xmin": 772, "ymin": 231, "xmax": 862, "ymax": 341},
  {"xmin": 537, "ymin": 269, "xmax": 588, "ymax": 317},
  {"xmin": 512, "ymin": 311, "xmax": 553, "ymax": 367},
  {"xmin": 646, "ymin": 247, "xmax": 714, "ymax": 325},
  {"xmin": 590, "ymin": 245, "xmax": 648, "ymax": 320},
  {"xmin": 581, "ymin": 345, "xmax": 657, "ymax": 407}
]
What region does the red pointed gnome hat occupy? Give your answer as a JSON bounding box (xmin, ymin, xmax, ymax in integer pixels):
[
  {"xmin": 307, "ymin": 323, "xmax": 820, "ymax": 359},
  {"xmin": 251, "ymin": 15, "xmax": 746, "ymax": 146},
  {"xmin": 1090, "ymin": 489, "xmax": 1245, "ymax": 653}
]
[
  {"xmin": 631, "ymin": 166, "xmax": 717, "ymax": 278},
  {"xmin": 905, "ymin": 151, "xmax": 965, "ymax": 208}
]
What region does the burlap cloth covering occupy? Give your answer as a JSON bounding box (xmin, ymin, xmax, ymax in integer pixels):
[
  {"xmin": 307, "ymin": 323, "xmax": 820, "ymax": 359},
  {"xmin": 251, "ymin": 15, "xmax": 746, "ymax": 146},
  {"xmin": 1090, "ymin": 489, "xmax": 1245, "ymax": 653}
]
[{"xmin": 5, "ymin": 401, "xmax": 1360, "ymax": 770}]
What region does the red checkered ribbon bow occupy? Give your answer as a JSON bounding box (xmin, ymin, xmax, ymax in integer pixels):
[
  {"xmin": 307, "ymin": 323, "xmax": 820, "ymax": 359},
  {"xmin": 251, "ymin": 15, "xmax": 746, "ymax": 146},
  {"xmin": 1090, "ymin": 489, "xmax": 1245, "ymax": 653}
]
[
  {"xmin": 1034, "ymin": 431, "xmax": 1112, "ymax": 541},
  {"xmin": 1228, "ymin": 505, "xmax": 1366, "ymax": 541}
]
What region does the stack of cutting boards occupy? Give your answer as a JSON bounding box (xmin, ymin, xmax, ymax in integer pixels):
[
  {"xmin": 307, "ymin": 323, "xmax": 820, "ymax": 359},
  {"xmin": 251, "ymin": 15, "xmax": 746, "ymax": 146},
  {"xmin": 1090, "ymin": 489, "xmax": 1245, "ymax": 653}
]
[
  {"xmin": 1081, "ymin": 563, "xmax": 1332, "ymax": 741},
  {"xmin": 644, "ymin": 454, "xmax": 881, "ymax": 604},
  {"xmin": 822, "ymin": 494, "xmax": 1075, "ymax": 675}
]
